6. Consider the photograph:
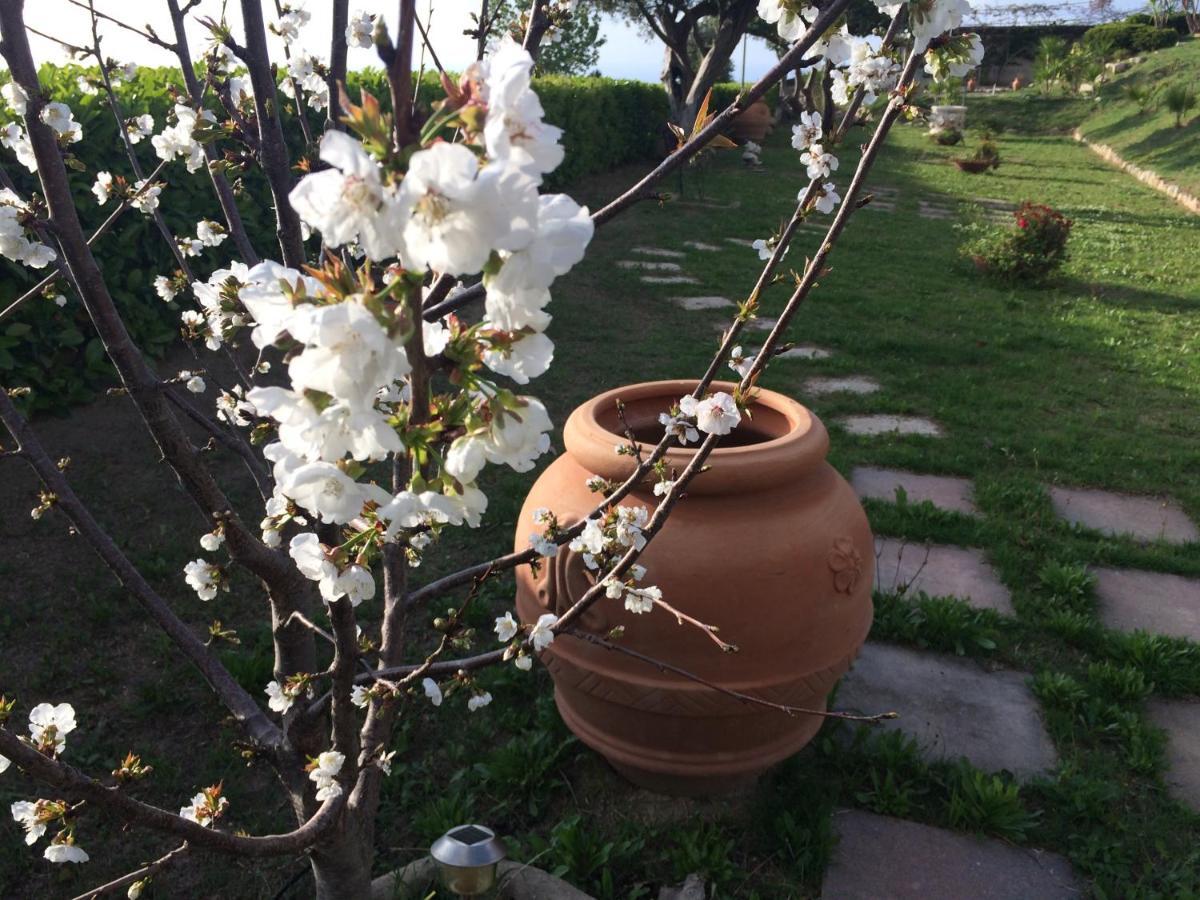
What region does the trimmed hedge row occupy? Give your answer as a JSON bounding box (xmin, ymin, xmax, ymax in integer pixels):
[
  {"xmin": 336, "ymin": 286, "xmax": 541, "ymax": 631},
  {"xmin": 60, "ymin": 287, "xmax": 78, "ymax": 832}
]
[
  {"xmin": 1081, "ymin": 22, "xmax": 1180, "ymax": 60},
  {"xmin": 0, "ymin": 66, "xmax": 668, "ymax": 412}
]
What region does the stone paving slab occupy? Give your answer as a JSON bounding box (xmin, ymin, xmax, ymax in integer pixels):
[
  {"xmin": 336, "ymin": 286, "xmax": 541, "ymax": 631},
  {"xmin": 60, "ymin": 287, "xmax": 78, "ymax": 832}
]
[
  {"xmin": 1094, "ymin": 566, "xmax": 1200, "ymax": 641},
  {"xmin": 864, "ymin": 199, "xmax": 896, "ymax": 212},
  {"xmin": 835, "ymin": 643, "xmax": 1057, "ymax": 778},
  {"xmin": 917, "ymin": 200, "xmax": 955, "ymax": 221},
  {"xmin": 1146, "ymin": 698, "xmax": 1200, "ymax": 812},
  {"xmin": 671, "ymin": 295, "xmax": 734, "ymax": 311},
  {"xmin": 776, "ymin": 345, "xmax": 833, "ymax": 360},
  {"xmin": 838, "ymin": 414, "xmax": 943, "ymax": 437},
  {"xmin": 641, "ymin": 275, "xmax": 700, "ymax": 285},
  {"xmin": 874, "ymin": 537, "xmax": 1012, "ymax": 614},
  {"xmin": 632, "ymin": 246, "xmax": 685, "ymax": 258},
  {"xmin": 618, "ymin": 259, "xmax": 683, "ymax": 271},
  {"xmin": 822, "ymin": 809, "xmax": 1084, "ymax": 899},
  {"xmin": 723, "ymin": 237, "xmax": 756, "ymax": 248},
  {"xmin": 852, "ymin": 466, "xmax": 977, "ymax": 515},
  {"xmin": 682, "ymin": 240, "xmax": 721, "ymax": 251},
  {"xmin": 1048, "ymin": 486, "xmax": 1199, "ymax": 544},
  {"xmin": 803, "ymin": 376, "xmax": 880, "ymax": 397}
]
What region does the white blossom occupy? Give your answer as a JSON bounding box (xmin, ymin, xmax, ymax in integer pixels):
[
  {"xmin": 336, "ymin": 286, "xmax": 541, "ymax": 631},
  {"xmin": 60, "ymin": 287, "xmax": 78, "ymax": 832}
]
[
  {"xmin": 1, "ymin": 81, "xmax": 28, "ymax": 115},
  {"xmin": 479, "ymin": 40, "xmax": 565, "ymax": 178},
  {"xmin": 183, "ymin": 559, "xmax": 221, "ymax": 601},
  {"xmin": 346, "ymin": 11, "xmax": 375, "ymax": 48},
  {"xmin": 800, "ymin": 143, "xmax": 838, "ymax": 181},
  {"xmin": 624, "ymin": 584, "xmax": 661, "ymax": 614},
  {"xmin": 529, "ymin": 531, "xmax": 558, "ymax": 557},
  {"xmin": 154, "ymin": 275, "xmax": 176, "ymax": 302},
  {"xmin": 530, "ymin": 613, "xmax": 557, "ymax": 651},
  {"xmin": 422, "ymin": 677, "xmax": 443, "ymax": 706},
  {"xmin": 790, "ymin": 111, "xmax": 822, "ymax": 151},
  {"xmin": 729, "ymin": 345, "xmax": 755, "ymax": 379},
  {"xmin": 0, "ymin": 189, "xmax": 56, "ymax": 267},
  {"xmin": 659, "ymin": 411, "xmax": 700, "ymax": 445},
  {"xmin": 351, "ymin": 684, "xmax": 370, "ymax": 708},
  {"xmin": 199, "ymin": 529, "xmax": 223, "ymax": 551},
  {"xmin": 39, "ymin": 102, "xmax": 82, "ymax": 142},
  {"xmin": 679, "ymin": 392, "xmax": 741, "ymax": 436},
  {"xmin": 11, "ymin": 801, "xmax": 45, "ymax": 845},
  {"xmin": 126, "ymin": 113, "xmax": 154, "ymax": 144},
  {"xmin": 494, "ymin": 611, "xmax": 520, "ymax": 642},
  {"xmin": 309, "ymin": 750, "xmax": 344, "ymax": 801},
  {"xmin": 152, "ymin": 104, "xmax": 214, "ymax": 173},
  {"xmin": 185, "ymin": 373, "xmax": 206, "ymax": 394},
  {"xmin": 814, "ymin": 182, "xmax": 841, "ymax": 214},
  {"xmin": 131, "ymin": 179, "xmax": 161, "ymax": 215},
  {"xmin": 28, "ymin": 703, "xmax": 76, "ymax": 754},
  {"xmin": 1, "ymin": 123, "xmax": 37, "ymax": 171},
  {"xmin": 758, "ymin": 0, "xmax": 814, "ymax": 41},
  {"xmin": 92, "ymin": 171, "xmax": 113, "ymax": 205},
  {"xmin": 467, "ymin": 692, "xmax": 493, "ymax": 712},
  {"xmin": 265, "ymin": 680, "xmax": 295, "ymax": 714},
  {"xmin": 44, "ymin": 841, "xmax": 89, "ymax": 864}
]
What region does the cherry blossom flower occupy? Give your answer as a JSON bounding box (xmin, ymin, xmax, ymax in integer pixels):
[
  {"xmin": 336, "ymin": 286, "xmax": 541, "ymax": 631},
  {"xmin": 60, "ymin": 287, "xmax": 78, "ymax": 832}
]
[
  {"xmin": 44, "ymin": 840, "xmax": 89, "ymax": 864},
  {"xmin": 1, "ymin": 81, "xmax": 28, "ymax": 115},
  {"xmin": 199, "ymin": 529, "xmax": 223, "ymax": 552},
  {"xmin": 289, "ymin": 131, "xmax": 405, "ymax": 262},
  {"xmin": 659, "ymin": 410, "xmax": 700, "ymax": 445},
  {"xmin": 467, "ymin": 692, "xmax": 493, "ymax": 712},
  {"xmin": 800, "ymin": 144, "xmax": 838, "ymax": 180},
  {"xmin": 179, "ymin": 788, "xmax": 228, "ymax": 827},
  {"xmin": 530, "ymin": 613, "xmax": 558, "ymax": 651},
  {"xmin": 184, "ymin": 559, "xmax": 222, "ymax": 601},
  {"xmin": 729, "ymin": 345, "xmax": 755, "ymax": 378},
  {"xmin": 11, "ymin": 801, "xmax": 45, "ymax": 845},
  {"xmin": 758, "ymin": 0, "xmax": 813, "ymax": 41},
  {"xmin": 679, "ymin": 392, "xmax": 741, "ymax": 436},
  {"xmin": 130, "ymin": 179, "xmax": 161, "ymax": 215},
  {"xmin": 309, "ymin": 750, "xmax": 344, "ymax": 801},
  {"xmin": 0, "ymin": 190, "xmax": 56, "ymax": 267},
  {"xmin": 92, "ymin": 172, "xmax": 113, "ymax": 205},
  {"xmin": 27, "ymin": 703, "xmax": 76, "ymax": 755},
  {"xmin": 265, "ymin": 680, "xmax": 295, "ymax": 714},
  {"xmin": 346, "ymin": 11, "xmax": 375, "ymax": 48},
  {"xmin": 0, "ymin": 755, "xmax": 9, "ymax": 774},
  {"xmin": 494, "ymin": 612, "xmax": 520, "ymax": 642},
  {"xmin": 529, "ymin": 531, "xmax": 558, "ymax": 557},
  {"xmin": 421, "ymin": 678, "xmax": 443, "ymax": 706},
  {"xmin": 125, "ymin": 113, "xmax": 154, "ymax": 144},
  {"xmin": 152, "ymin": 104, "xmax": 213, "ymax": 173},
  {"xmin": 39, "ymin": 102, "xmax": 82, "ymax": 142},
  {"xmin": 482, "ymin": 331, "xmax": 554, "ymax": 384},
  {"xmin": 351, "ymin": 685, "xmax": 370, "ymax": 708},
  {"xmin": 791, "ymin": 111, "xmax": 822, "ymax": 151},
  {"xmin": 814, "ymin": 182, "xmax": 841, "ymax": 214},
  {"xmin": 479, "ymin": 40, "xmax": 565, "ymax": 178},
  {"xmin": 153, "ymin": 275, "xmax": 176, "ymax": 302},
  {"xmin": 184, "ymin": 373, "xmax": 206, "ymax": 394},
  {"xmin": 624, "ymin": 584, "xmax": 661, "ymax": 614}
]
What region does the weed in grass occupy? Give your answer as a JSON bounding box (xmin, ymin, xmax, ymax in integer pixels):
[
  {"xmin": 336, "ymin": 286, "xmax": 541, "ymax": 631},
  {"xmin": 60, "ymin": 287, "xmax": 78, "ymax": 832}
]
[
  {"xmin": 946, "ymin": 769, "xmax": 1041, "ymax": 841},
  {"xmin": 1038, "ymin": 560, "xmax": 1096, "ymax": 612},
  {"xmin": 872, "ymin": 592, "xmax": 1001, "ymax": 656},
  {"xmin": 665, "ymin": 821, "xmax": 739, "ymax": 888},
  {"xmin": 1085, "ymin": 661, "xmax": 1153, "ymax": 703}
]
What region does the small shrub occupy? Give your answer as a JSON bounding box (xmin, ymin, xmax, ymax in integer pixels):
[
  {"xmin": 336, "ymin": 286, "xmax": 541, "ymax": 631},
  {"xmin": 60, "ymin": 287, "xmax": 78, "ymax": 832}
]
[
  {"xmin": 960, "ymin": 201, "xmax": 1073, "ymax": 283},
  {"xmin": 1163, "ymin": 84, "xmax": 1196, "ymax": 127},
  {"xmin": 932, "ymin": 127, "xmax": 963, "ymax": 145}
]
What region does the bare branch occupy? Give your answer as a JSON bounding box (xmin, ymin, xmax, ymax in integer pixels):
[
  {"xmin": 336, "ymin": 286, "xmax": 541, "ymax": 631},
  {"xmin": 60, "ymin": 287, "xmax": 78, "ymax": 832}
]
[
  {"xmin": 327, "ymin": 0, "xmax": 350, "ymax": 131},
  {"xmin": 70, "ymin": 842, "xmax": 189, "ymax": 900},
  {"xmin": 66, "ymin": 0, "xmax": 176, "ymax": 51}
]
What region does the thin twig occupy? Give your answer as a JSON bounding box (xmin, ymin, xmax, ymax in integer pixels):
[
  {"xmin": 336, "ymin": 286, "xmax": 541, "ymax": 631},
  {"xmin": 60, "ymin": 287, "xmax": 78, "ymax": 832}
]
[{"xmin": 70, "ymin": 842, "xmax": 190, "ymax": 900}]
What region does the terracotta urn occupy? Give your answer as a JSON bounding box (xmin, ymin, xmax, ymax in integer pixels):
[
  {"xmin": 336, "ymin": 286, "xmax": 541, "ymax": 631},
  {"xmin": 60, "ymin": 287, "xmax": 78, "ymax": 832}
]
[
  {"xmin": 1011, "ymin": 76, "xmax": 1023, "ymax": 91},
  {"xmin": 514, "ymin": 380, "xmax": 874, "ymax": 795},
  {"xmin": 728, "ymin": 98, "xmax": 772, "ymax": 143}
]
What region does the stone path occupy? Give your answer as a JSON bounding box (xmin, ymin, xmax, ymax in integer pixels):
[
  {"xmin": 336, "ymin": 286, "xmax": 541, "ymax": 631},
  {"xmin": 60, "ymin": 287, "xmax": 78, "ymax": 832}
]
[
  {"xmin": 865, "ymin": 185, "xmax": 899, "ymax": 213},
  {"xmin": 1048, "ymin": 486, "xmax": 1199, "ymax": 544},
  {"xmin": 776, "ymin": 345, "xmax": 832, "ymax": 360},
  {"xmin": 632, "ymin": 246, "xmax": 685, "ymax": 258},
  {"xmin": 836, "ymin": 643, "xmax": 1057, "ymax": 778},
  {"xmin": 851, "ymin": 466, "xmax": 977, "ymax": 515},
  {"xmin": 874, "ymin": 537, "xmax": 1012, "ymax": 615},
  {"xmin": 802, "ymin": 375, "xmax": 880, "ymax": 396},
  {"xmin": 671, "ymin": 296, "xmax": 733, "ymax": 311},
  {"xmin": 723, "ymin": 237, "xmax": 757, "ymax": 249},
  {"xmin": 971, "ymin": 197, "xmax": 1017, "ymax": 224},
  {"xmin": 618, "ymin": 260, "xmax": 683, "ymax": 271},
  {"xmin": 838, "ymin": 414, "xmax": 944, "ymax": 437},
  {"xmin": 1094, "ymin": 567, "xmax": 1200, "ymax": 641},
  {"xmin": 1146, "ymin": 699, "xmax": 1200, "ymax": 811},
  {"xmin": 641, "ymin": 275, "xmax": 700, "ymax": 285},
  {"xmin": 682, "ymin": 240, "xmax": 721, "ymax": 251},
  {"xmin": 821, "ymin": 810, "xmax": 1083, "ymax": 899},
  {"xmin": 918, "ymin": 198, "xmax": 956, "ymax": 221}
]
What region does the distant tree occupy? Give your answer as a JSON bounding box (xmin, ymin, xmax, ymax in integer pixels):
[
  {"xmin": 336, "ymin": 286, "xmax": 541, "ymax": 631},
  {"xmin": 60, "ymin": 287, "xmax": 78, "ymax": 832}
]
[
  {"xmin": 596, "ymin": 0, "xmax": 759, "ymax": 129},
  {"xmin": 492, "ymin": 1, "xmax": 607, "ymax": 75}
]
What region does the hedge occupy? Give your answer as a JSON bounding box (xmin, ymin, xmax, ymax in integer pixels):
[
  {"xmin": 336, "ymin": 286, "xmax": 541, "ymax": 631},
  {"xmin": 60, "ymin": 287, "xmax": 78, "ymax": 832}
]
[
  {"xmin": 0, "ymin": 65, "xmax": 668, "ymax": 412},
  {"xmin": 1123, "ymin": 12, "xmax": 1195, "ymax": 36},
  {"xmin": 1081, "ymin": 23, "xmax": 1180, "ymax": 60}
]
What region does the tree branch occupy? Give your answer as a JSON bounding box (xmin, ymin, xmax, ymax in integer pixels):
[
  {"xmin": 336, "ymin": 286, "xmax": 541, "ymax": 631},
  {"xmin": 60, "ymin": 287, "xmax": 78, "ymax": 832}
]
[
  {"xmin": 0, "ymin": 728, "xmax": 342, "ymax": 856},
  {"xmin": 69, "ymin": 842, "xmax": 190, "ymax": 900}
]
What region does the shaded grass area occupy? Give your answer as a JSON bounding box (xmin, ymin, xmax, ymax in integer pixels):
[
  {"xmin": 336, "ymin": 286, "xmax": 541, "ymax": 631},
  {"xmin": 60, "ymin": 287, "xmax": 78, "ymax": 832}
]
[{"xmin": 2, "ymin": 114, "xmax": 1199, "ymax": 898}]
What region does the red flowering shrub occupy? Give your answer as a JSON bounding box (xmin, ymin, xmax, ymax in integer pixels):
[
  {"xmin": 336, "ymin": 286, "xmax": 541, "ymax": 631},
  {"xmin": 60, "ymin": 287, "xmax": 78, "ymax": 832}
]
[{"xmin": 960, "ymin": 201, "xmax": 1073, "ymax": 283}]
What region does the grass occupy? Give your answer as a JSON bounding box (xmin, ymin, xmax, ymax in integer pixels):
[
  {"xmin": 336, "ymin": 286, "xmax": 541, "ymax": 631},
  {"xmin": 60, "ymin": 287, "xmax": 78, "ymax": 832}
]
[{"xmin": 3, "ymin": 103, "xmax": 1200, "ymax": 897}]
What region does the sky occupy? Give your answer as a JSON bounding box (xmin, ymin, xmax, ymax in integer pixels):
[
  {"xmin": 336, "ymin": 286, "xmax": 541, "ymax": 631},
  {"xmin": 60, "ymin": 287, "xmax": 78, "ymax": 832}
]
[{"xmin": 21, "ymin": 0, "xmax": 1148, "ymax": 84}]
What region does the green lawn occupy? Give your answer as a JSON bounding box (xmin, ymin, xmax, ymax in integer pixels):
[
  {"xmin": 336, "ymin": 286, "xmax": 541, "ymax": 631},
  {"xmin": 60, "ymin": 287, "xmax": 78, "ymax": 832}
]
[{"xmin": 3, "ymin": 112, "xmax": 1200, "ymax": 897}]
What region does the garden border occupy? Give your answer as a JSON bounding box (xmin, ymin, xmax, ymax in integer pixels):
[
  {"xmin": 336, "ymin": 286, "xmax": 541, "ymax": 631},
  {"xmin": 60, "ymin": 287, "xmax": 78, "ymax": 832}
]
[{"xmin": 1073, "ymin": 128, "xmax": 1200, "ymax": 215}]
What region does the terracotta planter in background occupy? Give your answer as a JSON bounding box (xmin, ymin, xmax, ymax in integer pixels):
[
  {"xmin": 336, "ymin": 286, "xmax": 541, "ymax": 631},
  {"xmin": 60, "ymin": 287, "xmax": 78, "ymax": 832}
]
[
  {"xmin": 728, "ymin": 98, "xmax": 772, "ymax": 143},
  {"xmin": 514, "ymin": 381, "xmax": 874, "ymax": 796}
]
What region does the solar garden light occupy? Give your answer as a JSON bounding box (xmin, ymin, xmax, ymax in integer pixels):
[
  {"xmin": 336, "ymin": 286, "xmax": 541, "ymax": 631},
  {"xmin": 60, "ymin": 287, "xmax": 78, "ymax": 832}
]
[{"xmin": 430, "ymin": 823, "xmax": 508, "ymax": 896}]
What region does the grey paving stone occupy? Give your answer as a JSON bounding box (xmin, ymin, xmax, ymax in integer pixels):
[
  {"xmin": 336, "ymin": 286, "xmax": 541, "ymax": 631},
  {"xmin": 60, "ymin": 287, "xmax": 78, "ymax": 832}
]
[
  {"xmin": 1094, "ymin": 566, "xmax": 1200, "ymax": 641},
  {"xmin": 723, "ymin": 237, "xmax": 756, "ymax": 248},
  {"xmin": 822, "ymin": 809, "xmax": 1084, "ymax": 899},
  {"xmin": 851, "ymin": 466, "xmax": 978, "ymax": 515},
  {"xmin": 917, "ymin": 200, "xmax": 955, "ymax": 221},
  {"xmin": 864, "ymin": 199, "xmax": 896, "ymax": 212},
  {"xmin": 671, "ymin": 296, "xmax": 734, "ymax": 311},
  {"xmin": 640, "ymin": 275, "xmax": 700, "ymax": 285},
  {"xmin": 1146, "ymin": 698, "xmax": 1200, "ymax": 812},
  {"xmin": 867, "ymin": 184, "xmax": 900, "ymax": 197},
  {"xmin": 777, "ymin": 345, "xmax": 833, "ymax": 360},
  {"xmin": 835, "ymin": 643, "xmax": 1057, "ymax": 778},
  {"xmin": 803, "ymin": 376, "xmax": 881, "ymax": 397},
  {"xmin": 874, "ymin": 537, "xmax": 1012, "ymax": 614},
  {"xmin": 682, "ymin": 240, "xmax": 721, "ymax": 251},
  {"xmin": 618, "ymin": 259, "xmax": 683, "ymax": 271},
  {"xmin": 1049, "ymin": 486, "xmax": 1199, "ymax": 544},
  {"xmin": 632, "ymin": 246, "xmax": 685, "ymax": 258},
  {"xmin": 838, "ymin": 414, "xmax": 943, "ymax": 437}
]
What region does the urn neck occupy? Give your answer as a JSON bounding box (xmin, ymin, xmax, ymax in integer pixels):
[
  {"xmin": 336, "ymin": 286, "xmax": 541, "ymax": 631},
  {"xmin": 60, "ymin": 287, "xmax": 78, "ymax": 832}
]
[{"xmin": 562, "ymin": 380, "xmax": 829, "ymax": 496}]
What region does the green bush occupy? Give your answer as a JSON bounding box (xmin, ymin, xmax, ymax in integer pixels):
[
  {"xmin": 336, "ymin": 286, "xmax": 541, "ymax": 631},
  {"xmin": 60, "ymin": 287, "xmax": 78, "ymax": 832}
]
[
  {"xmin": 959, "ymin": 201, "xmax": 1073, "ymax": 283},
  {"xmin": 1123, "ymin": 12, "xmax": 1194, "ymax": 35},
  {"xmin": 1081, "ymin": 23, "xmax": 1179, "ymax": 60},
  {"xmin": 0, "ymin": 65, "xmax": 668, "ymax": 412}
]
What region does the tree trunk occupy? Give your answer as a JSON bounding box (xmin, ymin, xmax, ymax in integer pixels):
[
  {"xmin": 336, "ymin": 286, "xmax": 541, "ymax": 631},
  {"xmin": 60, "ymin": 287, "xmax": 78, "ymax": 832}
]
[{"xmin": 677, "ymin": 0, "xmax": 758, "ymax": 132}]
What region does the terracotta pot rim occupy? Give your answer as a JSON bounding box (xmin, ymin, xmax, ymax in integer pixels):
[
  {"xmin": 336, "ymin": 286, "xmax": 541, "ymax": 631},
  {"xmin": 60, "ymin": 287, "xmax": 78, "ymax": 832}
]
[{"xmin": 563, "ymin": 379, "xmax": 829, "ymax": 495}]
